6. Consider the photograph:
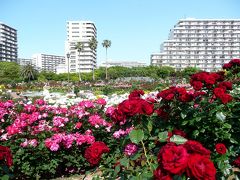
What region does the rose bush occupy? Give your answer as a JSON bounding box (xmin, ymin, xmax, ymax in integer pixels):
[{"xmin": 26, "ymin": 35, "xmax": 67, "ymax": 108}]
[
  {"xmin": 0, "ymin": 145, "xmax": 13, "ymax": 179},
  {"xmin": 0, "ymin": 58, "xmax": 239, "ymax": 179}
]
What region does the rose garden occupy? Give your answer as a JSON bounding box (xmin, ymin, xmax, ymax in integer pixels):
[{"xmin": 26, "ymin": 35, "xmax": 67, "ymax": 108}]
[{"xmin": 0, "ymin": 59, "xmax": 240, "ymax": 179}]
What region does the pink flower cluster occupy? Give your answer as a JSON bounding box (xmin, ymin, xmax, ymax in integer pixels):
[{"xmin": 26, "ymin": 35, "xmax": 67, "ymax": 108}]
[
  {"xmin": 113, "ymin": 127, "xmax": 133, "ymax": 139},
  {"xmin": 88, "ymin": 114, "xmax": 109, "ymax": 128},
  {"xmin": 53, "ymin": 116, "xmax": 69, "ymax": 127},
  {"xmin": 45, "ymin": 130, "xmax": 95, "ymax": 151},
  {"xmin": 124, "ymin": 143, "xmax": 138, "ymax": 156},
  {"xmin": 20, "ymin": 139, "xmax": 38, "ymax": 147}
]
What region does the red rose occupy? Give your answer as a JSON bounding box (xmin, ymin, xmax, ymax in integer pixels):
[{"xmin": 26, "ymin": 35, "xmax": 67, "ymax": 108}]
[
  {"xmin": 213, "ymin": 87, "xmax": 225, "ymax": 98},
  {"xmin": 187, "ymin": 154, "xmax": 216, "ymax": 180},
  {"xmin": 128, "ymin": 89, "xmax": 144, "ymax": 100},
  {"xmin": 220, "ymin": 94, "xmax": 233, "ymax": 104},
  {"xmin": 111, "ymin": 109, "xmax": 126, "ymax": 123},
  {"xmin": 215, "ymin": 143, "xmax": 227, "ymax": 155},
  {"xmin": 157, "ymin": 88, "xmax": 175, "ymax": 101},
  {"xmin": 193, "ymin": 91, "xmax": 206, "ymax": 99},
  {"xmin": 154, "ymin": 166, "xmax": 172, "ymax": 180},
  {"xmin": 140, "ymin": 100, "xmax": 154, "ymax": 115},
  {"xmin": 230, "ymin": 58, "xmax": 240, "ymax": 66},
  {"xmin": 0, "ymin": 145, "xmax": 13, "ymax": 167},
  {"xmin": 84, "ymin": 141, "xmax": 110, "ymax": 166},
  {"xmin": 192, "ymin": 81, "xmax": 203, "ymax": 91},
  {"xmin": 205, "ymin": 75, "xmax": 216, "ymax": 85},
  {"xmin": 184, "ymin": 140, "xmax": 211, "ymax": 158},
  {"xmin": 179, "ymin": 93, "xmax": 193, "ymax": 102},
  {"xmin": 233, "ymin": 156, "xmax": 240, "ymax": 167},
  {"xmin": 118, "ymin": 99, "xmax": 142, "ymax": 116},
  {"xmin": 159, "ymin": 143, "xmax": 189, "ymax": 175},
  {"xmin": 223, "ymin": 63, "xmax": 232, "ymax": 69},
  {"xmin": 165, "ymin": 93, "xmax": 175, "ymax": 100},
  {"xmin": 218, "ymin": 81, "xmax": 232, "ymax": 90}
]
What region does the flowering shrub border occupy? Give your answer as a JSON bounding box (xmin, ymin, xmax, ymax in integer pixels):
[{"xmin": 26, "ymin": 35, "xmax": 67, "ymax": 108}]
[{"xmin": 0, "ymin": 59, "xmax": 240, "ymax": 179}]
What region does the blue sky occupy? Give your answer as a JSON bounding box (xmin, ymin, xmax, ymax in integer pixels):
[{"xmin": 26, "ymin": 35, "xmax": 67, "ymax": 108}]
[{"xmin": 1, "ymin": 0, "xmax": 240, "ymax": 65}]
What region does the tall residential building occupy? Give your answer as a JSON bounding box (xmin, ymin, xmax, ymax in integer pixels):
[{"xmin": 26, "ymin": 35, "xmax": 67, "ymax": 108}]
[
  {"xmin": 32, "ymin": 53, "xmax": 65, "ymax": 73},
  {"xmin": 151, "ymin": 18, "xmax": 240, "ymax": 71},
  {"xmin": 65, "ymin": 21, "xmax": 97, "ymax": 73},
  {"xmin": 0, "ymin": 23, "xmax": 18, "ymax": 62}
]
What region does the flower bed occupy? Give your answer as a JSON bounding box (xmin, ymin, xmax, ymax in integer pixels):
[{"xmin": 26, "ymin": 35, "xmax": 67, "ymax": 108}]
[{"xmin": 0, "ymin": 59, "xmax": 240, "ymax": 179}]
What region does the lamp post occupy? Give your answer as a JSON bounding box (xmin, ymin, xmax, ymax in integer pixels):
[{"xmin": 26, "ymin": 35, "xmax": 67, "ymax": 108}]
[{"xmin": 67, "ymin": 53, "xmax": 70, "ymax": 83}]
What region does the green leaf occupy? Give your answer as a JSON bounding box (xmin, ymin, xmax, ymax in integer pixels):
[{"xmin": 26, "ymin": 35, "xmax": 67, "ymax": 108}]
[
  {"xmin": 170, "ymin": 135, "xmax": 187, "ymax": 145},
  {"xmin": 173, "ymin": 175, "xmax": 183, "ymax": 180},
  {"xmin": 195, "ymin": 117, "xmax": 202, "ymax": 122},
  {"xmin": 120, "ymin": 157, "xmax": 129, "ymax": 167},
  {"xmin": 216, "ymin": 112, "xmax": 226, "ymax": 121},
  {"xmin": 158, "ymin": 131, "xmax": 168, "ymax": 142},
  {"xmin": 141, "ymin": 160, "xmax": 146, "ymax": 166},
  {"xmin": 147, "ymin": 120, "xmax": 153, "ymax": 133},
  {"xmin": 193, "ymin": 130, "xmax": 199, "ymax": 137},
  {"xmin": 130, "ymin": 152, "xmax": 141, "ymax": 161},
  {"xmin": 223, "ymin": 123, "xmax": 231, "ymax": 129},
  {"xmin": 142, "ymin": 171, "xmax": 153, "ymax": 178},
  {"xmin": 230, "ymin": 138, "xmax": 238, "ymax": 144},
  {"xmin": 1, "ymin": 175, "xmax": 10, "ymax": 180},
  {"xmin": 180, "ymin": 112, "xmax": 187, "ymax": 119},
  {"xmin": 129, "ymin": 129, "xmax": 144, "ymax": 144},
  {"xmin": 114, "ymin": 165, "xmax": 120, "ymax": 176},
  {"xmin": 181, "ymin": 121, "xmax": 188, "ymax": 125}
]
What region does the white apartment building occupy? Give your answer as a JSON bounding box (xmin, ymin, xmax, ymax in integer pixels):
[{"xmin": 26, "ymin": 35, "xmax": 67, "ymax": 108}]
[
  {"xmin": 100, "ymin": 60, "xmax": 146, "ymax": 68},
  {"xmin": 151, "ymin": 18, "xmax": 240, "ymax": 71},
  {"xmin": 0, "ymin": 23, "xmax": 17, "ymax": 62},
  {"xmin": 18, "ymin": 58, "xmax": 35, "ymax": 66},
  {"xmin": 32, "ymin": 53, "xmax": 65, "ymax": 73},
  {"xmin": 65, "ymin": 21, "xmax": 97, "ymax": 73}
]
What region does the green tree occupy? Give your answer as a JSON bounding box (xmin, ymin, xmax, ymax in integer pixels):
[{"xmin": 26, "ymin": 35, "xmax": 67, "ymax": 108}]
[
  {"xmin": 156, "ymin": 66, "xmax": 175, "ymax": 79},
  {"xmin": 102, "ymin": 40, "xmax": 111, "ymax": 80},
  {"xmin": 75, "ymin": 41, "xmax": 84, "ymax": 81},
  {"xmin": 0, "ymin": 62, "xmax": 21, "ymax": 83},
  {"xmin": 89, "ymin": 37, "xmax": 98, "ymax": 81},
  {"xmin": 20, "ymin": 64, "xmax": 38, "ymax": 82},
  {"xmin": 108, "ymin": 66, "xmax": 131, "ymax": 79},
  {"xmin": 181, "ymin": 66, "xmax": 201, "ymax": 79},
  {"xmin": 38, "ymin": 71, "xmax": 56, "ymax": 81}
]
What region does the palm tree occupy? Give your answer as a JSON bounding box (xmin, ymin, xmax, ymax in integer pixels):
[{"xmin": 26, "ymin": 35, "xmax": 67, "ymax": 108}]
[
  {"xmin": 102, "ymin": 40, "xmax": 111, "ymax": 80},
  {"xmin": 89, "ymin": 37, "xmax": 98, "ymax": 81},
  {"xmin": 21, "ymin": 64, "xmax": 38, "ymax": 82},
  {"xmin": 75, "ymin": 41, "xmax": 84, "ymax": 81}
]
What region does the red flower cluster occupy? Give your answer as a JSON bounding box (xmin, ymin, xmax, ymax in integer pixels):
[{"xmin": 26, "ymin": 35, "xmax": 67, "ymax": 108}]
[
  {"xmin": 215, "ymin": 143, "xmax": 227, "ymax": 155},
  {"xmin": 128, "ymin": 89, "xmax": 145, "ymax": 100},
  {"xmin": 154, "ymin": 141, "xmax": 216, "ymax": 180},
  {"xmin": 189, "ymin": 71, "xmax": 233, "ymax": 104},
  {"xmin": 84, "ymin": 141, "xmax": 110, "ymax": 166},
  {"xmin": 111, "ymin": 90, "xmax": 154, "ymax": 124},
  {"xmin": 157, "ymin": 87, "xmax": 193, "ymax": 102},
  {"xmin": 190, "ymin": 72, "xmax": 224, "ymax": 91},
  {"xmin": 223, "ymin": 58, "xmax": 240, "ymax": 71},
  {"xmin": 213, "ymin": 87, "xmax": 233, "ymax": 104},
  {"xmin": 0, "ymin": 145, "xmax": 13, "ymax": 167}
]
